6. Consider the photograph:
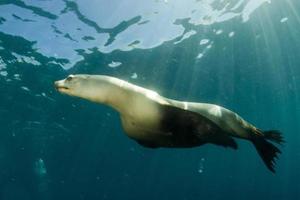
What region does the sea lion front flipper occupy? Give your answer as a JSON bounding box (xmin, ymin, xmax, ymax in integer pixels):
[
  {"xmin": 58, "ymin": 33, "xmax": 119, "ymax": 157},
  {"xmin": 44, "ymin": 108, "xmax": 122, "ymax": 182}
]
[
  {"xmin": 208, "ymin": 133, "xmax": 238, "ymax": 149},
  {"xmin": 160, "ymin": 104, "xmax": 238, "ymax": 149}
]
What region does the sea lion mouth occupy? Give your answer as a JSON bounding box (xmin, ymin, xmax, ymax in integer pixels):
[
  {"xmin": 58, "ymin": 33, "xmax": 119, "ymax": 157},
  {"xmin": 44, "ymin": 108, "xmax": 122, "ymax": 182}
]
[
  {"xmin": 56, "ymin": 86, "xmax": 71, "ymax": 94},
  {"xmin": 55, "ymin": 85, "xmax": 69, "ymax": 90}
]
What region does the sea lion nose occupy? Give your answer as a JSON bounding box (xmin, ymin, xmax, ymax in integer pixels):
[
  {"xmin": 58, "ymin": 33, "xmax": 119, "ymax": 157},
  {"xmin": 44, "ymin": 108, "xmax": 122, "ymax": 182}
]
[
  {"xmin": 54, "ymin": 81, "xmax": 59, "ymax": 89},
  {"xmin": 54, "ymin": 80, "xmax": 64, "ymax": 90}
]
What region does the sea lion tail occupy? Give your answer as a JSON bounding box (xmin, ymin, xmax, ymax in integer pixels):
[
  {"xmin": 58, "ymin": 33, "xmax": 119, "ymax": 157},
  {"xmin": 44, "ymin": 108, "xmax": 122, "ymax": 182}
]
[{"xmin": 251, "ymin": 130, "xmax": 284, "ymax": 173}]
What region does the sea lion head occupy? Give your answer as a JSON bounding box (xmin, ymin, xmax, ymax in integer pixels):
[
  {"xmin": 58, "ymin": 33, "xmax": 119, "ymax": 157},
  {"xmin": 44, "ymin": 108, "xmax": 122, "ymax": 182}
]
[
  {"xmin": 54, "ymin": 74, "xmax": 88, "ymax": 96},
  {"xmin": 54, "ymin": 74, "xmax": 116, "ymax": 103}
]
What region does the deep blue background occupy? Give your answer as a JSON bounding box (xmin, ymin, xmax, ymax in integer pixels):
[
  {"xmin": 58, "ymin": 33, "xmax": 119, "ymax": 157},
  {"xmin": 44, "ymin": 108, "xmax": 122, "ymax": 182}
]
[{"xmin": 0, "ymin": 0, "xmax": 300, "ymax": 200}]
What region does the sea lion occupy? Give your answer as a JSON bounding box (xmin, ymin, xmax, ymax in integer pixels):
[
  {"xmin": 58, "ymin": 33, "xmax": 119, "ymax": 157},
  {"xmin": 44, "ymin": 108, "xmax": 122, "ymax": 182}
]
[{"xmin": 54, "ymin": 74, "xmax": 284, "ymax": 172}]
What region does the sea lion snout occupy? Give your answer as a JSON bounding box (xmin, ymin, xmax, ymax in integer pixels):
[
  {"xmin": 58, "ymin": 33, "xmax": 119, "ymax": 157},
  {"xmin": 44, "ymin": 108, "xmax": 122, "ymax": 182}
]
[
  {"xmin": 54, "ymin": 80, "xmax": 60, "ymax": 89},
  {"xmin": 54, "ymin": 79, "xmax": 69, "ymax": 93}
]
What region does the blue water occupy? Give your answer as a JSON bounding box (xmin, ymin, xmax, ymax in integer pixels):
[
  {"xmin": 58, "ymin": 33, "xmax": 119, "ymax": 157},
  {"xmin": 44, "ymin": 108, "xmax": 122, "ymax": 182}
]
[{"xmin": 0, "ymin": 0, "xmax": 300, "ymax": 199}]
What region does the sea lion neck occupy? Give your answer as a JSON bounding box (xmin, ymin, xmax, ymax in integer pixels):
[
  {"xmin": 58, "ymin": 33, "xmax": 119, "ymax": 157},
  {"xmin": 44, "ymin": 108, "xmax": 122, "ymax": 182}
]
[{"xmin": 94, "ymin": 77, "xmax": 133, "ymax": 115}]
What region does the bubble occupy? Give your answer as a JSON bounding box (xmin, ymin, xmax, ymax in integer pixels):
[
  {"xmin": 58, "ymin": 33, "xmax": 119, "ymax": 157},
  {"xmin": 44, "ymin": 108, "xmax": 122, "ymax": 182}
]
[
  {"xmin": 108, "ymin": 61, "xmax": 122, "ymax": 68},
  {"xmin": 196, "ymin": 53, "xmax": 203, "ymax": 59},
  {"xmin": 131, "ymin": 73, "xmax": 138, "ymax": 79},
  {"xmin": 216, "ymin": 29, "xmax": 223, "ymax": 35},
  {"xmin": 21, "ymin": 86, "xmax": 30, "ymax": 91},
  {"xmin": 280, "ymin": 17, "xmax": 288, "ymax": 23},
  {"xmin": 229, "ymin": 32, "xmax": 235, "ymax": 37},
  {"xmin": 0, "ymin": 71, "xmax": 7, "ymax": 76},
  {"xmin": 199, "ymin": 39, "xmax": 210, "ymax": 45},
  {"xmin": 34, "ymin": 158, "xmax": 47, "ymax": 177},
  {"xmin": 198, "ymin": 157, "xmax": 205, "ymax": 174}
]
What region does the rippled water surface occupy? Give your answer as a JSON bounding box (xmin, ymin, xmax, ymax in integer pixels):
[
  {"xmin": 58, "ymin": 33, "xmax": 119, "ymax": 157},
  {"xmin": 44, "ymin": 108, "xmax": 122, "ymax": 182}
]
[{"xmin": 0, "ymin": 0, "xmax": 300, "ymax": 200}]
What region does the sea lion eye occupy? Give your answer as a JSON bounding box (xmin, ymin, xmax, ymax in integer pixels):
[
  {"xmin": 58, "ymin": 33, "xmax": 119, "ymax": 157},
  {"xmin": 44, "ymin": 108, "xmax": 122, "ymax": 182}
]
[{"xmin": 66, "ymin": 75, "xmax": 74, "ymax": 81}]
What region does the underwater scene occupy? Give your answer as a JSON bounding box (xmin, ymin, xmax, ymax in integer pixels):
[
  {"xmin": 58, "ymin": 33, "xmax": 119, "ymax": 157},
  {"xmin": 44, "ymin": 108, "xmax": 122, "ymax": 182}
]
[{"xmin": 0, "ymin": 0, "xmax": 300, "ymax": 199}]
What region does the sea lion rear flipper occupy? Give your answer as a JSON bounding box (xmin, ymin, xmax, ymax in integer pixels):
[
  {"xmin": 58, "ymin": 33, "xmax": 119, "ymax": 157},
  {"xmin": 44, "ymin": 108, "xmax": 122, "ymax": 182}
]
[{"xmin": 251, "ymin": 130, "xmax": 283, "ymax": 173}]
